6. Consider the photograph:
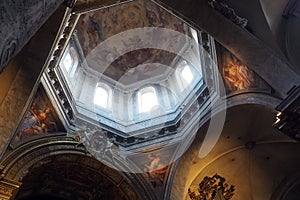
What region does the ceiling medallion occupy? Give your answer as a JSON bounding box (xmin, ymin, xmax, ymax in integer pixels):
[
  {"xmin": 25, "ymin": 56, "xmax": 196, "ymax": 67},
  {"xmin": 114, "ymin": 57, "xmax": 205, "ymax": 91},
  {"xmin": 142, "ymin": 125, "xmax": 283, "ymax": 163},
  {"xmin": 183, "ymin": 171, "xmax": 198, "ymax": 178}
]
[{"xmin": 188, "ymin": 174, "xmax": 235, "ymax": 200}]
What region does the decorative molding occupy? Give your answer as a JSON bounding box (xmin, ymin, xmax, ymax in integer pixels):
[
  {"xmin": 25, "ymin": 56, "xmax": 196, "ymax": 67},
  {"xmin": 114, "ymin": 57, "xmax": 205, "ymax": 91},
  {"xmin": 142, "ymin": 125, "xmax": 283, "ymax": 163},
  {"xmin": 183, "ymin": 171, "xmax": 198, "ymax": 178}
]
[
  {"xmin": 0, "ymin": 136, "xmax": 155, "ymax": 200},
  {"xmin": 0, "ymin": 178, "xmax": 21, "ymax": 200},
  {"xmin": 44, "ymin": 8, "xmax": 80, "ymax": 127},
  {"xmin": 73, "ymin": 0, "xmax": 133, "ymax": 15},
  {"xmin": 43, "ymin": 12, "xmax": 216, "ymax": 148},
  {"xmin": 65, "ymin": 0, "xmax": 77, "ymax": 8},
  {"xmin": 208, "ymin": 0, "xmax": 248, "ymax": 28}
]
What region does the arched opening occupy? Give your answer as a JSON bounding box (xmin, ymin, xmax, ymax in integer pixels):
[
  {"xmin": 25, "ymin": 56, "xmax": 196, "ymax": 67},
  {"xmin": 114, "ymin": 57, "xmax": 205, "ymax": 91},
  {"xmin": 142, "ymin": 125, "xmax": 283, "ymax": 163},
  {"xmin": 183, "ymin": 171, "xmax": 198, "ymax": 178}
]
[
  {"xmin": 60, "ymin": 46, "xmax": 78, "ymax": 79},
  {"xmin": 181, "ymin": 64, "xmax": 194, "ymax": 85},
  {"xmin": 94, "ymin": 83, "xmax": 111, "ymax": 109},
  {"xmin": 176, "ymin": 61, "xmax": 194, "ymax": 92},
  {"xmin": 0, "ymin": 137, "xmax": 151, "ymax": 200},
  {"xmin": 167, "ymin": 103, "xmax": 300, "ymax": 200},
  {"xmin": 138, "ymin": 86, "xmax": 159, "ymax": 113},
  {"xmin": 62, "ymin": 51, "xmax": 72, "ymax": 73},
  {"xmin": 15, "ymin": 154, "xmax": 130, "ymax": 200}
]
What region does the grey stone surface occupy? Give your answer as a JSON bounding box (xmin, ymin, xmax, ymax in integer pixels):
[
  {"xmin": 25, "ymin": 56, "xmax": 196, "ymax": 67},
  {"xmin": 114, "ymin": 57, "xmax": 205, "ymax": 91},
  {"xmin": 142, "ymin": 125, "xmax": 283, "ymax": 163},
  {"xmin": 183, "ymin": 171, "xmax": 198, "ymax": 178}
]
[
  {"xmin": 0, "ymin": 0, "xmax": 64, "ymax": 72},
  {"xmin": 155, "ymin": 0, "xmax": 300, "ymax": 97},
  {"xmin": 0, "ymin": 4, "xmax": 66, "ymax": 158}
]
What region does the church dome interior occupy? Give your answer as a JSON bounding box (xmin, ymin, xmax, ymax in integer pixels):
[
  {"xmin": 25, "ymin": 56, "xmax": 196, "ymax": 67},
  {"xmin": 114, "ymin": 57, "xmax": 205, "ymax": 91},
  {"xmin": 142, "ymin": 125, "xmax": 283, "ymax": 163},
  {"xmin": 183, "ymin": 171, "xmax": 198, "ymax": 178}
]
[{"xmin": 0, "ymin": 0, "xmax": 299, "ymax": 199}]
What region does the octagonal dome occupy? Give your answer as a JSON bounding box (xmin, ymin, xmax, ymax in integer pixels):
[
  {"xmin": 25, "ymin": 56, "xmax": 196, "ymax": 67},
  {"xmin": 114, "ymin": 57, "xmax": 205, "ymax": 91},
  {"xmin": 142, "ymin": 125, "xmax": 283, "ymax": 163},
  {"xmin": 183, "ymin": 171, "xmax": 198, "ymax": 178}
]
[{"xmin": 43, "ymin": 0, "xmax": 220, "ymax": 150}]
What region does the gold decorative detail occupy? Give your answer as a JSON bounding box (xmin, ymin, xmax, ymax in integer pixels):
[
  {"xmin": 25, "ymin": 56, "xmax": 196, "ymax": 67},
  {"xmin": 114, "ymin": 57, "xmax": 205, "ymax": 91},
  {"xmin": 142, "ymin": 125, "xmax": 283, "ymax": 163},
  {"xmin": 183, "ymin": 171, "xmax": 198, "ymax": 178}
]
[
  {"xmin": 0, "ymin": 165, "xmax": 4, "ymax": 183},
  {"xmin": 0, "ymin": 179, "xmax": 21, "ymax": 200},
  {"xmin": 188, "ymin": 174, "xmax": 235, "ymax": 200}
]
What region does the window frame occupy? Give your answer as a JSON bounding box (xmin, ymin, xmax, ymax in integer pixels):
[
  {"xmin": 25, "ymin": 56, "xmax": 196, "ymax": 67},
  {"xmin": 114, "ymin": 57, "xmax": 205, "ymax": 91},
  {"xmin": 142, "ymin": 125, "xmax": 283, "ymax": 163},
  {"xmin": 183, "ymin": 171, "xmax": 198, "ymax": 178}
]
[
  {"xmin": 60, "ymin": 46, "xmax": 79, "ymax": 79},
  {"xmin": 93, "ymin": 82, "xmax": 112, "ymax": 110},
  {"xmin": 175, "ymin": 60, "xmax": 194, "ymax": 92},
  {"xmin": 137, "ymin": 86, "xmax": 159, "ymax": 114}
]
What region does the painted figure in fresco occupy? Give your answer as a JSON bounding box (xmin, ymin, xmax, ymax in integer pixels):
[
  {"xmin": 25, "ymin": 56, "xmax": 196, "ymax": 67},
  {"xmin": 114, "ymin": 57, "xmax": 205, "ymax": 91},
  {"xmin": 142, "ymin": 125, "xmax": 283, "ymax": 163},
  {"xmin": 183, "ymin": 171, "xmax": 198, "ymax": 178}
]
[
  {"xmin": 118, "ymin": 5, "xmax": 143, "ymax": 29},
  {"xmin": 19, "ymin": 103, "xmax": 56, "ymax": 140},
  {"xmin": 222, "ymin": 59, "xmax": 255, "ymax": 91},
  {"xmin": 89, "ymin": 15, "xmax": 103, "ymax": 42},
  {"xmin": 31, "ymin": 105, "xmax": 56, "ymax": 128},
  {"xmin": 146, "ymin": 10, "xmax": 163, "ymax": 27},
  {"xmin": 144, "ymin": 154, "xmax": 168, "ymax": 182}
]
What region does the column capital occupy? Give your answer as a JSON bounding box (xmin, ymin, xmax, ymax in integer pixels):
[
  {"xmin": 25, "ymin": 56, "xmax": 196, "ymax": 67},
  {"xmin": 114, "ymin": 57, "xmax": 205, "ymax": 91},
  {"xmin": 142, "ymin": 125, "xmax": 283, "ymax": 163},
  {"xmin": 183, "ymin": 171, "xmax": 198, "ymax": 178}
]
[{"xmin": 0, "ymin": 178, "xmax": 21, "ymax": 200}]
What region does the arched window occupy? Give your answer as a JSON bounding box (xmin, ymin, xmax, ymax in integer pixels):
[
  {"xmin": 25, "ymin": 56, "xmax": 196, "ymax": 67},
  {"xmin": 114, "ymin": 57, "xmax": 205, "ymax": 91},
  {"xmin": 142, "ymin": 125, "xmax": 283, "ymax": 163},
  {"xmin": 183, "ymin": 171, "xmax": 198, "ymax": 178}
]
[
  {"xmin": 181, "ymin": 64, "xmax": 193, "ymax": 85},
  {"xmin": 176, "ymin": 60, "xmax": 194, "ymax": 91},
  {"xmin": 94, "ymin": 83, "xmax": 110, "ymax": 109},
  {"xmin": 190, "ymin": 27, "xmax": 199, "ymax": 44},
  {"xmin": 63, "ymin": 51, "xmax": 73, "ymax": 73},
  {"xmin": 138, "ymin": 86, "xmax": 158, "ymax": 113},
  {"xmin": 60, "ymin": 47, "xmax": 78, "ymax": 78}
]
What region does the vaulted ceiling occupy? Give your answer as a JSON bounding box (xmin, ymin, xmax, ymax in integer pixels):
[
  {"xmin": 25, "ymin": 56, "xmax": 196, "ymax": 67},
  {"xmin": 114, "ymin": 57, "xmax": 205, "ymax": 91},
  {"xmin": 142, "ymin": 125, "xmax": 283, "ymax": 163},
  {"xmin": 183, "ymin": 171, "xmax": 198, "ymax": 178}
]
[{"xmin": 0, "ymin": 1, "xmax": 299, "ymax": 200}]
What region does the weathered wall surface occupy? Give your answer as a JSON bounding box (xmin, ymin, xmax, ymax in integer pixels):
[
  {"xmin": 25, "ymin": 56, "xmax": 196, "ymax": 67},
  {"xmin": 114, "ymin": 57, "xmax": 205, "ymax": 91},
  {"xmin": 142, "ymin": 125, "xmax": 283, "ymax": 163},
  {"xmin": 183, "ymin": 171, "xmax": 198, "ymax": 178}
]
[
  {"xmin": 0, "ymin": 5, "xmax": 66, "ymax": 158},
  {"xmin": 0, "ymin": 0, "xmax": 63, "ymax": 72}
]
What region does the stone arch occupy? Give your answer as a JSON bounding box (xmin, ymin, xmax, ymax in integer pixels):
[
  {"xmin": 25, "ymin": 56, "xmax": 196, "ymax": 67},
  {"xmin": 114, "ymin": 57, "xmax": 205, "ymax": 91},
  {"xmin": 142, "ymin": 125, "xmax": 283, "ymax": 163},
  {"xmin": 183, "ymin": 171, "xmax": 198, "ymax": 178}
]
[
  {"xmin": 0, "ymin": 136, "xmax": 155, "ymax": 200},
  {"xmin": 271, "ymin": 173, "xmax": 300, "ymax": 200},
  {"xmin": 163, "ymin": 93, "xmax": 290, "ymax": 200}
]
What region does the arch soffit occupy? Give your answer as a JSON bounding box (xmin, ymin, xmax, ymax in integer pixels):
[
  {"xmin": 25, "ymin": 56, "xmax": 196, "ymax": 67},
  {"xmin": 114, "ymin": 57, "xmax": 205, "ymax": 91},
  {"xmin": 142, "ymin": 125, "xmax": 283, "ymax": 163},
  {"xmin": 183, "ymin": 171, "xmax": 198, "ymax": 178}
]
[
  {"xmin": 0, "ymin": 136, "xmax": 155, "ymax": 200},
  {"xmin": 164, "ymin": 92, "xmax": 284, "ymax": 200}
]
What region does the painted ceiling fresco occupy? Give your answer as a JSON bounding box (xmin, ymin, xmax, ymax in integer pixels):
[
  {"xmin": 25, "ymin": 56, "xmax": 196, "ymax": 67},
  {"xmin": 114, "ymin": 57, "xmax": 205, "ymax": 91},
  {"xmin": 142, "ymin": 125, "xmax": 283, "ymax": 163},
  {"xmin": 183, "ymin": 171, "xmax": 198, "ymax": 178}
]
[
  {"xmin": 75, "ymin": 0, "xmax": 187, "ymax": 84},
  {"xmin": 109, "ymin": 49, "xmax": 177, "ymax": 85},
  {"xmin": 127, "ymin": 144, "xmax": 177, "ymax": 192},
  {"xmin": 10, "ymin": 86, "xmax": 65, "ymax": 148},
  {"xmin": 215, "ymin": 43, "xmax": 271, "ymax": 94},
  {"xmin": 75, "ymin": 0, "xmax": 128, "ymax": 8}
]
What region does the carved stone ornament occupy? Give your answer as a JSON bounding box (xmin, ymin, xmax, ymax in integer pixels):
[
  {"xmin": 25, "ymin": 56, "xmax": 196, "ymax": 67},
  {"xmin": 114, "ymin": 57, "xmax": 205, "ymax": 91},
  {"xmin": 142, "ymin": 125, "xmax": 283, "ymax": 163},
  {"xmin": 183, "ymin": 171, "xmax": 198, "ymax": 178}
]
[
  {"xmin": 0, "ymin": 170, "xmax": 21, "ymax": 200},
  {"xmin": 188, "ymin": 174, "xmax": 235, "ymax": 200},
  {"xmin": 208, "ymin": 0, "xmax": 248, "ymax": 28}
]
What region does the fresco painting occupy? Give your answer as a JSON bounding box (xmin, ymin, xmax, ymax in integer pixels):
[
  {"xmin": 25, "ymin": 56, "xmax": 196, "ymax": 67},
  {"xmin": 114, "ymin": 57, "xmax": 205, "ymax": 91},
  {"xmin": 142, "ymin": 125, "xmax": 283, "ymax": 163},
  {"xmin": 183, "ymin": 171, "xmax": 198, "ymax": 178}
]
[
  {"xmin": 222, "ymin": 57, "xmax": 255, "ymax": 91},
  {"xmin": 11, "ymin": 86, "xmax": 64, "ymax": 147},
  {"xmin": 75, "ymin": 0, "xmax": 187, "ymax": 83},
  {"xmin": 18, "ymin": 103, "xmax": 56, "ymax": 139},
  {"xmin": 76, "ymin": 0, "xmax": 186, "ymax": 55},
  {"xmin": 216, "ymin": 43, "xmax": 271, "ymax": 93},
  {"xmin": 143, "ymin": 153, "xmax": 169, "ymax": 184},
  {"xmin": 127, "ymin": 145, "xmax": 177, "ymax": 189}
]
